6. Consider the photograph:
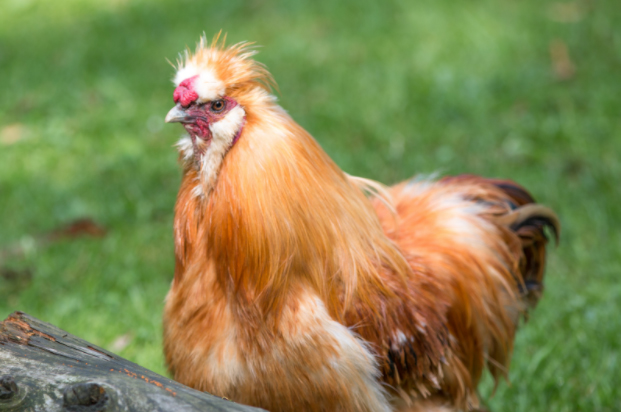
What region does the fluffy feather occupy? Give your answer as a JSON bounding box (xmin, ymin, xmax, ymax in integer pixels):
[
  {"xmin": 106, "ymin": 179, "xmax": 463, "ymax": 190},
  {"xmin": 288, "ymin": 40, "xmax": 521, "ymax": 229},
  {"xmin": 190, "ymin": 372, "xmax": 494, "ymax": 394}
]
[{"xmin": 163, "ymin": 35, "xmax": 560, "ymax": 412}]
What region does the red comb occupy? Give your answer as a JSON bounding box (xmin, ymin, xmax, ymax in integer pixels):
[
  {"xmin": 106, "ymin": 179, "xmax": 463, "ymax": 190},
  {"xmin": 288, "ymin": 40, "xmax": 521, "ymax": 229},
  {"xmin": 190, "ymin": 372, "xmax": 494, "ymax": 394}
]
[{"xmin": 173, "ymin": 75, "xmax": 199, "ymax": 107}]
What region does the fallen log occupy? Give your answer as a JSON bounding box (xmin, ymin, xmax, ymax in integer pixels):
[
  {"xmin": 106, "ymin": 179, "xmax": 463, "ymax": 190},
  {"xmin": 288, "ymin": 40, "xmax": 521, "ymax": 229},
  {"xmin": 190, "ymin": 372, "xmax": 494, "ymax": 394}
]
[{"xmin": 0, "ymin": 312, "xmax": 265, "ymax": 412}]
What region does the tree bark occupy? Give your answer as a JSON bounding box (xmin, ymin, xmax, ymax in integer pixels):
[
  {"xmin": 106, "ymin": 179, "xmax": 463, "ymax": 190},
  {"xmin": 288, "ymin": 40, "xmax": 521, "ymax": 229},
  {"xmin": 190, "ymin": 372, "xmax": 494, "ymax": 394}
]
[{"xmin": 0, "ymin": 312, "xmax": 265, "ymax": 412}]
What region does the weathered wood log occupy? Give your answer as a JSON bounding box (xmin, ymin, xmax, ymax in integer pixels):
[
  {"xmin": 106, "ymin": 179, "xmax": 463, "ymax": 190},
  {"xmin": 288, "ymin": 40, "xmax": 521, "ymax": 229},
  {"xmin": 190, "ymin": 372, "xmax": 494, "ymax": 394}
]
[{"xmin": 0, "ymin": 312, "xmax": 265, "ymax": 412}]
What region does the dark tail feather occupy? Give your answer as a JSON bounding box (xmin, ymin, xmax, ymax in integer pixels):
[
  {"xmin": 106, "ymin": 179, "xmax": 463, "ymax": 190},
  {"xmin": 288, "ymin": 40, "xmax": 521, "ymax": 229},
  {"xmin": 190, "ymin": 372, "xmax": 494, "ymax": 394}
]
[
  {"xmin": 442, "ymin": 175, "xmax": 560, "ymax": 308},
  {"xmin": 487, "ymin": 182, "xmax": 560, "ymax": 308},
  {"xmin": 496, "ymin": 204, "xmax": 560, "ymax": 244}
]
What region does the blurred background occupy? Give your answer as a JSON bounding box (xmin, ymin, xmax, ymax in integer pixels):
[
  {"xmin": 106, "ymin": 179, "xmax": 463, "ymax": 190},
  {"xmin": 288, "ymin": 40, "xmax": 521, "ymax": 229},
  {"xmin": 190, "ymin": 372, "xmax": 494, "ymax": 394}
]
[{"xmin": 0, "ymin": 0, "xmax": 619, "ymax": 410}]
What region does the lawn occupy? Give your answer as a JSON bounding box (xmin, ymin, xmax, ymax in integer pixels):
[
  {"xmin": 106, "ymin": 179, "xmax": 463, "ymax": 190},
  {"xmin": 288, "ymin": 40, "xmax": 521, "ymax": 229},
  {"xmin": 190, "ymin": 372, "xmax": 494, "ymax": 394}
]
[{"xmin": 0, "ymin": 0, "xmax": 619, "ymax": 410}]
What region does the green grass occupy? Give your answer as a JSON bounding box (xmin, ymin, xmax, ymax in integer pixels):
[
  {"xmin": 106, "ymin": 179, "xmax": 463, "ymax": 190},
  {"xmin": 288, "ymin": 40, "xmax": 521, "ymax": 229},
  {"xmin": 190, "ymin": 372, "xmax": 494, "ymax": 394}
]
[{"xmin": 0, "ymin": 0, "xmax": 619, "ymax": 410}]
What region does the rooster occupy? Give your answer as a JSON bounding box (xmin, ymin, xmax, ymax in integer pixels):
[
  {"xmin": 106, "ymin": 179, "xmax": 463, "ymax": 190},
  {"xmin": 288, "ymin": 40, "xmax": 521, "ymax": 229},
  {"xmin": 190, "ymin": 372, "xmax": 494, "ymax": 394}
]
[{"xmin": 162, "ymin": 35, "xmax": 559, "ymax": 412}]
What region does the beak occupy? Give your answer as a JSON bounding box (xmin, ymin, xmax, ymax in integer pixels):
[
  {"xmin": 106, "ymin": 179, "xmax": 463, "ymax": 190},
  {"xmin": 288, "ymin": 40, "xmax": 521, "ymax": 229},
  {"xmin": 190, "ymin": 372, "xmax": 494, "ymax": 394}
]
[{"xmin": 165, "ymin": 104, "xmax": 191, "ymax": 123}]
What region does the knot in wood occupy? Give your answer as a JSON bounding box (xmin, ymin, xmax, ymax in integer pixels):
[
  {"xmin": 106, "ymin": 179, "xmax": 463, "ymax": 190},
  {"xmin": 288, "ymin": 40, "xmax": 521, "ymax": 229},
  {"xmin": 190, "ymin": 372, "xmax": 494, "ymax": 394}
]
[
  {"xmin": 0, "ymin": 375, "xmax": 18, "ymax": 400},
  {"xmin": 63, "ymin": 382, "xmax": 109, "ymax": 412}
]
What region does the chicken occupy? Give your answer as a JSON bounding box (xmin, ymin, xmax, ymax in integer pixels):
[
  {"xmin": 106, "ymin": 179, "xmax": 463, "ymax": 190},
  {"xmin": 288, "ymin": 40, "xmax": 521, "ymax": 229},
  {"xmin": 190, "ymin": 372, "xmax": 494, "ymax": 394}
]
[{"xmin": 162, "ymin": 35, "xmax": 560, "ymax": 412}]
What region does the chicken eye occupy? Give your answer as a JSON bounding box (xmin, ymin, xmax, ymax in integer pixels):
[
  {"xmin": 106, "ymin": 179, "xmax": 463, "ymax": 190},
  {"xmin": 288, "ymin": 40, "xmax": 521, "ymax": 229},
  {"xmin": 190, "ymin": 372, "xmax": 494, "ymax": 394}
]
[{"xmin": 210, "ymin": 100, "xmax": 226, "ymax": 113}]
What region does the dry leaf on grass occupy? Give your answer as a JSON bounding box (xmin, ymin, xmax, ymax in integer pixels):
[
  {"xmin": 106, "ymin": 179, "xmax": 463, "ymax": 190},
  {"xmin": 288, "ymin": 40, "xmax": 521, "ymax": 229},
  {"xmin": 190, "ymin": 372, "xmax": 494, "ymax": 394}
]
[
  {"xmin": 550, "ymin": 39, "xmax": 576, "ymax": 81},
  {"xmin": 0, "ymin": 124, "xmax": 27, "ymax": 145},
  {"xmin": 45, "ymin": 218, "xmax": 108, "ymax": 241},
  {"xmin": 0, "ymin": 218, "xmax": 108, "ymax": 261},
  {"xmin": 0, "ymin": 267, "xmax": 33, "ymax": 282}
]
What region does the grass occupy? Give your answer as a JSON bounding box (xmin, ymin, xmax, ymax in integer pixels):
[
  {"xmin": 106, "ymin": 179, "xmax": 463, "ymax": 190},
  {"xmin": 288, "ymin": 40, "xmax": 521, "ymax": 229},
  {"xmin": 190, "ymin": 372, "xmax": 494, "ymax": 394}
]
[{"xmin": 0, "ymin": 0, "xmax": 619, "ymax": 410}]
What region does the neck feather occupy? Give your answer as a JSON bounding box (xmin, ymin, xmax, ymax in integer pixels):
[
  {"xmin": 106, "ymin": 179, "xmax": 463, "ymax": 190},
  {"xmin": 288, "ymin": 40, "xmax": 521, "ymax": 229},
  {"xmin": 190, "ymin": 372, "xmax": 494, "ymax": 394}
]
[{"xmin": 174, "ymin": 103, "xmax": 411, "ymax": 321}]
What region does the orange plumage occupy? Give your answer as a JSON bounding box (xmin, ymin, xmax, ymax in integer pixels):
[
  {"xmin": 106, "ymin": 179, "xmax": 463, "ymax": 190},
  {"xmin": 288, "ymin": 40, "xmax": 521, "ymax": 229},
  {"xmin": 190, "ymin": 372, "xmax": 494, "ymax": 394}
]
[{"xmin": 162, "ymin": 35, "xmax": 560, "ymax": 412}]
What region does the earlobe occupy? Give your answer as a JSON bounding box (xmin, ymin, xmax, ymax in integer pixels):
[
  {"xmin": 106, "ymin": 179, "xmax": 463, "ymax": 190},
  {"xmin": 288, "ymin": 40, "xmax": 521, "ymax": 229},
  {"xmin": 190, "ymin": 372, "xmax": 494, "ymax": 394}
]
[
  {"xmin": 209, "ymin": 105, "xmax": 246, "ymax": 146},
  {"xmin": 195, "ymin": 104, "xmax": 246, "ymax": 195}
]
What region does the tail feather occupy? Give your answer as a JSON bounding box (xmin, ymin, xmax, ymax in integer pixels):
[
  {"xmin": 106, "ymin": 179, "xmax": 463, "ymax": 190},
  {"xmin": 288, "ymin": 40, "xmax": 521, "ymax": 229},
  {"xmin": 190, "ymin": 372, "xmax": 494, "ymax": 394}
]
[
  {"xmin": 442, "ymin": 175, "xmax": 560, "ymax": 308},
  {"xmin": 377, "ymin": 174, "xmax": 560, "ymax": 403},
  {"xmin": 485, "ymin": 180, "xmax": 559, "ymax": 309},
  {"xmin": 501, "ymin": 204, "xmax": 559, "ymax": 307},
  {"xmin": 496, "ymin": 204, "xmax": 560, "ymax": 244}
]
